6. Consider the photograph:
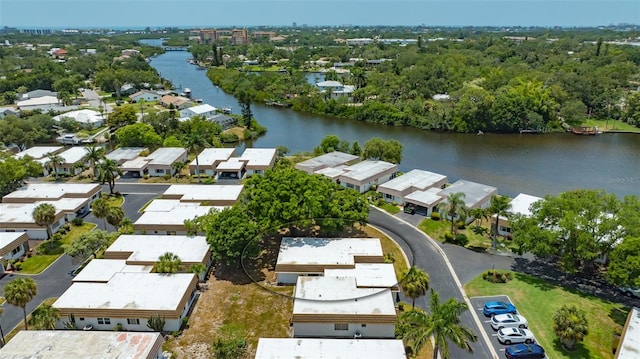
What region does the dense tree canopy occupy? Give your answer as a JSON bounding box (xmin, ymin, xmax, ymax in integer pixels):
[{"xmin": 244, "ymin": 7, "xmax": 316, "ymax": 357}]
[
  {"xmin": 114, "ymin": 122, "xmax": 162, "ymax": 148},
  {"xmin": 362, "ymin": 137, "xmax": 403, "ymax": 164},
  {"xmin": 0, "ymin": 153, "xmax": 42, "ymax": 198}
]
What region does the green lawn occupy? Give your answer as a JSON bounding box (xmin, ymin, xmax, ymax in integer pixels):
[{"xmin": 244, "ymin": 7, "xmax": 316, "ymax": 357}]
[
  {"xmin": 378, "ymin": 202, "xmax": 401, "ymax": 214},
  {"xmin": 582, "ymin": 119, "xmax": 640, "ymax": 133},
  {"xmin": 418, "ymin": 218, "xmax": 516, "ymax": 251},
  {"xmin": 20, "ymin": 223, "xmax": 96, "ymax": 274},
  {"xmin": 465, "ymin": 272, "xmax": 628, "ymax": 359},
  {"xmin": 104, "ymin": 195, "xmax": 124, "ymax": 207}
]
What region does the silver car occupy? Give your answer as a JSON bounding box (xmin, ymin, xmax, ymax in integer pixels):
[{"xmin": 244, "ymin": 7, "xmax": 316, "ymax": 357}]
[
  {"xmin": 491, "ymin": 313, "xmax": 528, "ymax": 330},
  {"xmin": 497, "ymin": 327, "xmax": 535, "ymax": 345}
]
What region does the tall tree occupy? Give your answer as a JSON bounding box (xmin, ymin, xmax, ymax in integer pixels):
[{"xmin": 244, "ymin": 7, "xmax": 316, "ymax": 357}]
[
  {"xmin": 106, "ymin": 206, "xmax": 125, "ymax": 230},
  {"xmin": 488, "ymin": 195, "xmax": 512, "ymax": 250},
  {"xmin": 362, "ymin": 137, "xmax": 403, "ymax": 164},
  {"xmin": 28, "ymin": 304, "xmax": 60, "ymax": 330},
  {"xmin": 154, "ymin": 252, "xmax": 182, "ymax": 273},
  {"xmin": 398, "ymin": 289, "xmax": 477, "ymax": 359},
  {"xmin": 606, "ymin": 236, "xmax": 640, "ymax": 288},
  {"xmin": 91, "ymin": 198, "xmax": 110, "ymax": 229},
  {"xmin": 84, "ymin": 144, "xmax": 105, "ymax": 179},
  {"xmin": 4, "ymin": 277, "xmax": 38, "ymax": 330},
  {"xmin": 204, "ymin": 206, "xmax": 258, "ymax": 266},
  {"xmin": 32, "ymin": 203, "xmax": 57, "ymax": 241},
  {"xmin": 553, "ymin": 305, "xmax": 588, "ymax": 351},
  {"xmin": 400, "ymin": 266, "xmax": 430, "ymax": 308},
  {"xmin": 65, "ymin": 229, "xmax": 113, "ymax": 260},
  {"xmin": 45, "ymin": 153, "xmax": 64, "ymax": 179},
  {"xmin": 184, "ymin": 132, "xmax": 208, "ymax": 183},
  {"xmin": 97, "ymin": 158, "xmax": 122, "ymax": 195},
  {"xmin": 440, "ymin": 192, "xmax": 466, "ymax": 235},
  {"xmin": 237, "ymin": 90, "xmax": 253, "ymax": 130}
]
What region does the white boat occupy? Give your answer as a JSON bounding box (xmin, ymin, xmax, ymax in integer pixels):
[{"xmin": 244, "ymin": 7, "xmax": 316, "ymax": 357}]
[{"xmin": 222, "ymin": 106, "xmax": 231, "ymax": 114}]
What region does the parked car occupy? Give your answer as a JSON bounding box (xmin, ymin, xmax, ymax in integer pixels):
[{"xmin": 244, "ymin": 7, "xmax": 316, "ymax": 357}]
[
  {"xmin": 620, "ymin": 286, "xmax": 640, "ymax": 298},
  {"xmin": 498, "ymin": 327, "xmax": 535, "ymax": 345},
  {"xmin": 505, "ymin": 343, "xmax": 545, "ymax": 359},
  {"xmin": 483, "ymin": 301, "xmax": 517, "ymax": 317},
  {"xmin": 491, "ymin": 313, "xmax": 528, "ymax": 330}
]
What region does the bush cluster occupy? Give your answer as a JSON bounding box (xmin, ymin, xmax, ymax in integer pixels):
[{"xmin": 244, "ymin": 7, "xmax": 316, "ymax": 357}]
[
  {"xmin": 482, "ymin": 269, "xmax": 513, "ymax": 283},
  {"xmin": 444, "ymin": 231, "xmax": 469, "ymax": 246},
  {"xmin": 430, "ymin": 212, "xmax": 441, "ymax": 221}
]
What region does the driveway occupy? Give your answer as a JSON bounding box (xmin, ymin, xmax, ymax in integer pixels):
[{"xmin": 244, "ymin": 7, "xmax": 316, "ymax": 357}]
[
  {"xmin": 81, "ymin": 88, "xmax": 112, "ymax": 113},
  {"xmin": 469, "ymin": 295, "xmax": 524, "ymax": 357}
]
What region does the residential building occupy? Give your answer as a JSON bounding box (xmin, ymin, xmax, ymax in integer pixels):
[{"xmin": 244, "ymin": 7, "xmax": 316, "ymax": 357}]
[
  {"xmin": 210, "ymin": 113, "xmax": 236, "ymax": 128},
  {"xmin": 42, "ymin": 146, "xmax": 90, "ymax": 176},
  {"xmin": 53, "ymin": 272, "xmax": 198, "ymax": 332},
  {"xmin": 133, "ymin": 199, "xmax": 222, "ymax": 235},
  {"xmin": 160, "ymin": 95, "xmax": 192, "ymax": 110},
  {"xmin": 238, "ymin": 148, "xmax": 276, "ymax": 176},
  {"xmin": 346, "ymin": 38, "xmax": 375, "ymax": 46},
  {"xmin": 130, "ymin": 90, "xmax": 161, "ymax": 103},
  {"xmin": 337, "ymin": 160, "xmax": 398, "ymax": 194},
  {"xmin": 255, "ymin": 338, "xmax": 406, "ymax": 359},
  {"xmin": 0, "ymin": 199, "xmax": 89, "ymax": 239},
  {"xmin": 439, "ymin": 179, "xmax": 498, "ymax": 211},
  {"xmin": 72, "ymin": 259, "xmax": 153, "ymax": 283},
  {"xmin": 295, "ymin": 151, "xmax": 360, "ymax": 174},
  {"xmin": 20, "ymin": 89, "xmax": 57, "ymax": 100},
  {"xmin": 16, "ymin": 95, "xmax": 67, "ymax": 111},
  {"xmin": 119, "ymin": 83, "xmax": 137, "ymax": 96},
  {"xmin": 2, "ymin": 183, "xmax": 101, "ymax": 204},
  {"xmin": 0, "ymin": 106, "xmax": 19, "ymax": 117},
  {"xmin": 404, "ymin": 187, "xmax": 446, "ymax": 216},
  {"xmin": 616, "ymin": 306, "xmax": 640, "ymax": 359},
  {"xmin": 189, "ymin": 148, "xmax": 235, "ymax": 176},
  {"xmin": 120, "ymin": 147, "xmax": 188, "ymax": 177},
  {"xmin": 231, "ymin": 29, "xmax": 250, "ymax": 45},
  {"xmin": 275, "ymin": 237, "xmax": 384, "ymax": 284},
  {"xmin": 316, "ymin": 80, "xmax": 355, "ymax": 99},
  {"xmin": 377, "ymin": 169, "xmax": 447, "ymax": 205},
  {"xmin": 0, "ymin": 331, "xmax": 165, "ymax": 359},
  {"xmin": 53, "ymin": 109, "xmax": 104, "ymax": 128},
  {"xmin": 0, "ymin": 232, "xmax": 30, "ymax": 272},
  {"xmin": 292, "ymin": 276, "xmax": 396, "ymax": 338},
  {"xmin": 52, "ymin": 48, "xmax": 68, "ymax": 59},
  {"xmin": 324, "ymin": 263, "xmax": 399, "ymax": 291},
  {"xmin": 494, "ymin": 193, "xmax": 543, "ymax": 237},
  {"xmin": 179, "ymin": 103, "xmax": 217, "ymax": 119},
  {"xmin": 215, "ymin": 158, "xmax": 247, "ymax": 179},
  {"xmin": 105, "ymin": 147, "xmax": 147, "ymax": 164},
  {"xmin": 160, "ymin": 184, "xmax": 243, "ymax": 206},
  {"xmin": 13, "ymin": 146, "xmax": 62, "ymax": 161},
  {"xmin": 121, "ymin": 49, "xmax": 141, "ymax": 56},
  {"xmin": 103, "ymin": 234, "xmax": 212, "ymax": 281}
]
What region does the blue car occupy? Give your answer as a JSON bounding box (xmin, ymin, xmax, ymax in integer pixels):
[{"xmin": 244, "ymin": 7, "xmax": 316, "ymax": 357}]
[
  {"xmin": 505, "ymin": 343, "xmax": 545, "ymax": 359},
  {"xmin": 483, "ymin": 301, "xmax": 517, "ymax": 317}
]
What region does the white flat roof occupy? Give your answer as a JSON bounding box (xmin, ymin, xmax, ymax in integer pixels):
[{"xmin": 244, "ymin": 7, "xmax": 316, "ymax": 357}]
[
  {"xmin": 255, "ymin": 338, "xmax": 406, "ymax": 359},
  {"xmin": 618, "ymin": 307, "xmax": 640, "ymax": 359},
  {"xmin": 295, "ymin": 151, "xmax": 359, "ymax": 172},
  {"xmin": 340, "ymin": 160, "xmax": 397, "ymax": 182},
  {"xmin": 72, "ymin": 259, "xmax": 152, "ymax": 282},
  {"xmin": 277, "ymin": 237, "xmax": 383, "ymax": 267},
  {"xmin": 58, "ymin": 146, "xmax": 89, "ymax": 164},
  {"xmin": 184, "ymin": 103, "xmax": 217, "ymax": 114},
  {"xmin": 0, "ymin": 232, "xmax": 28, "ymax": 252},
  {"xmin": 16, "ymin": 95, "xmax": 59, "ymax": 107},
  {"xmin": 0, "ymin": 331, "xmax": 164, "ymax": 359},
  {"xmin": 163, "ymin": 184, "xmax": 243, "ymax": 202},
  {"xmin": 315, "ymin": 166, "xmax": 347, "ymax": 179},
  {"xmin": 324, "ymin": 263, "xmax": 398, "ymax": 288},
  {"xmin": 147, "ymin": 147, "xmax": 186, "ymax": 166},
  {"xmin": 510, "ymin": 193, "xmax": 543, "ymax": 217},
  {"xmin": 405, "ymin": 187, "xmax": 445, "ymax": 207},
  {"xmin": 293, "ymin": 276, "xmax": 395, "ymax": 315},
  {"xmin": 53, "ymin": 272, "xmax": 196, "ymax": 311},
  {"xmin": 216, "ymin": 158, "xmax": 245, "ymax": 171},
  {"xmin": 105, "ymin": 147, "xmax": 146, "ymax": 162},
  {"xmin": 239, "ymin": 148, "xmax": 276, "ymax": 167},
  {"xmin": 13, "ymin": 146, "xmax": 62, "ymax": 160},
  {"xmin": 317, "ymin": 80, "xmax": 343, "ymax": 87},
  {"xmin": 0, "ymin": 199, "xmax": 83, "ymax": 224},
  {"xmin": 3, "ymin": 183, "xmax": 100, "ymax": 201},
  {"xmin": 191, "ymin": 148, "xmax": 235, "ymax": 166},
  {"xmin": 106, "ymin": 235, "xmax": 209, "ymax": 263},
  {"xmin": 120, "ymin": 157, "xmax": 151, "ymax": 171},
  {"xmin": 53, "ymin": 109, "xmax": 104, "ymax": 124},
  {"xmin": 439, "ymin": 179, "xmax": 498, "ymax": 208},
  {"xmin": 377, "ymin": 169, "xmax": 447, "ymax": 192},
  {"xmin": 135, "ymin": 200, "xmax": 222, "ymax": 226}
]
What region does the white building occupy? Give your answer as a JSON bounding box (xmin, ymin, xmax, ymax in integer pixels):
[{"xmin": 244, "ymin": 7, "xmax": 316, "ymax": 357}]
[
  {"xmin": 133, "ymin": 199, "xmax": 222, "ymax": 235},
  {"xmin": 53, "ymin": 272, "xmax": 198, "ymax": 332},
  {"xmin": 189, "ymin": 148, "xmax": 235, "ymax": 176},
  {"xmin": 404, "ymin": 187, "xmax": 446, "ymax": 216},
  {"xmin": 72, "ymin": 259, "xmax": 153, "ymax": 283},
  {"xmin": 292, "ymin": 276, "xmax": 396, "ymax": 338},
  {"xmin": 2, "ymin": 183, "xmax": 101, "ymax": 204},
  {"xmin": 324, "ymin": 263, "xmax": 399, "ymax": 291},
  {"xmin": 130, "ymin": 90, "xmax": 161, "ymax": 103},
  {"xmin": 43, "ymin": 146, "xmax": 90, "ymax": 176},
  {"xmin": 215, "ymin": 148, "xmax": 277, "ymax": 179},
  {"xmin": 316, "ymin": 80, "xmax": 355, "ymax": 99},
  {"xmin": 0, "ymin": 106, "xmax": 19, "ymax": 118},
  {"xmin": 161, "ymin": 184, "xmax": 243, "ymax": 206},
  {"xmin": 120, "ymin": 147, "xmax": 188, "ymax": 177},
  {"xmin": 16, "ymin": 95, "xmax": 64, "ymax": 111},
  {"xmin": 439, "ymin": 179, "xmax": 498, "ymax": 212},
  {"xmin": 295, "ymin": 151, "xmax": 360, "ymax": 174},
  {"xmin": 105, "ymin": 147, "xmax": 147, "ymax": 164},
  {"xmin": 53, "ymin": 109, "xmax": 105, "ymax": 128},
  {"xmin": 0, "ymin": 232, "xmax": 30, "ymax": 272},
  {"xmin": 494, "ymin": 193, "xmax": 543, "ymax": 237},
  {"xmin": 616, "ymin": 306, "xmax": 640, "ymax": 359},
  {"xmin": 179, "ymin": 104, "xmax": 217, "ymax": 119},
  {"xmin": 0, "ymin": 199, "xmax": 89, "ymax": 239},
  {"xmin": 337, "ymin": 160, "xmax": 398, "ymax": 194},
  {"xmin": 275, "ymin": 237, "xmax": 384, "ymax": 284},
  {"xmin": 13, "ymin": 146, "xmax": 63, "ymax": 161},
  {"xmin": 377, "ymin": 169, "xmax": 448, "ymax": 205},
  {"xmin": 255, "ymin": 338, "xmax": 406, "ymax": 359},
  {"xmin": 0, "ymin": 331, "xmax": 165, "ymax": 359}
]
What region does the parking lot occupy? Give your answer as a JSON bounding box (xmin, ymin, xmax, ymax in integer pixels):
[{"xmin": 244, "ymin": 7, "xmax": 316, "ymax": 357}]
[{"xmin": 470, "ymin": 295, "xmax": 541, "ymax": 358}]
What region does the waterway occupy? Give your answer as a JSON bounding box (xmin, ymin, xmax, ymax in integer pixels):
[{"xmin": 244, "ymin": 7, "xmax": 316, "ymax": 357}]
[{"xmin": 143, "ymin": 39, "xmax": 640, "ymax": 198}]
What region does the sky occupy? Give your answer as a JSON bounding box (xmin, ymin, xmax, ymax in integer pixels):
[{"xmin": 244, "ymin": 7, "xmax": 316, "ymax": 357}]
[{"xmin": 0, "ymin": 0, "xmax": 638, "ymax": 28}]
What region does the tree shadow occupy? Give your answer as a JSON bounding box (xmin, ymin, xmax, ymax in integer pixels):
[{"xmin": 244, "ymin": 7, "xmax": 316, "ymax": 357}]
[
  {"xmin": 551, "ymin": 337, "xmax": 593, "ymax": 359},
  {"xmin": 609, "ymin": 306, "xmax": 630, "ymax": 327},
  {"xmin": 513, "ymin": 272, "xmax": 558, "ymax": 292}
]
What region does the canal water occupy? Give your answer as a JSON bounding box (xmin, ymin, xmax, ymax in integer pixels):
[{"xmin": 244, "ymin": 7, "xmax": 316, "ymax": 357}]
[{"xmin": 144, "ymin": 40, "xmax": 640, "ymax": 198}]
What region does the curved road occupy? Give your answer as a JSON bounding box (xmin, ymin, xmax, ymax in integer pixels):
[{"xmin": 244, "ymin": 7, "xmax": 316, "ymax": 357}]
[{"xmin": 368, "ymin": 207, "xmax": 496, "ymax": 359}]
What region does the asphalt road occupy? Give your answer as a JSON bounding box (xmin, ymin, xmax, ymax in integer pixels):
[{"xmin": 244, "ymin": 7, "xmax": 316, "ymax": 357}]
[{"xmin": 368, "ymin": 207, "xmax": 496, "ymax": 359}]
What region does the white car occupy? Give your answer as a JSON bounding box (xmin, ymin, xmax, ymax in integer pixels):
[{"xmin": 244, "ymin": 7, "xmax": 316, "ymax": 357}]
[
  {"xmin": 497, "ymin": 327, "xmax": 535, "ymax": 345},
  {"xmin": 621, "ymin": 287, "xmax": 640, "ymax": 298},
  {"xmin": 491, "ymin": 313, "xmax": 528, "ymax": 330}
]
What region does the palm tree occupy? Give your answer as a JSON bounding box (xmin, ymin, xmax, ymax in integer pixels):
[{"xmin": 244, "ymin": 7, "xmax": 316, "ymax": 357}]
[
  {"xmin": 399, "ymin": 289, "xmax": 478, "ymax": 359},
  {"xmin": 172, "ymin": 161, "xmax": 186, "ymax": 178},
  {"xmin": 84, "ymin": 144, "xmax": 105, "ymax": 179},
  {"xmin": 154, "ymin": 252, "xmax": 182, "ymax": 273},
  {"xmin": 400, "ymin": 266, "xmax": 430, "ymax": 308},
  {"xmin": 98, "ymin": 158, "xmax": 122, "ymax": 195},
  {"xmin": 488, "ymin": 195, "xmax": 512, "ymax": 250},
  {"xmin": 28, "ymin": 304, "xmax": 60, "ymax": 330},
  {"xmin": 32, "ymin": 203, "xmax": 57, "ymax": 240},
  {"xmin": 553, "ymin": 305, "xmax": 588, "ymax": 350},
  {"xmin": 440, "ymin": 192, "xmax": 466, "ymax": 235},
  {"xmin": 45, "ymin": 153, "xmax": 64, "ymax": 179},
  {"xmin": 469, "ymin": 207, "xmax": 489, "ymax": 228},
  {"xmin": 184, "ymin": 132, "xmax": 208, "ymax": 183},
  {"xmin": 106, "ymin": 206, "xmax": 125, "ymax": 230},
  {"xmin": 91, "ymin": 198, "xmax": 110, "ymax": 229},
  {"xmin": 4, "ymin": 277, "xmax": 38, "ymax": 330}
]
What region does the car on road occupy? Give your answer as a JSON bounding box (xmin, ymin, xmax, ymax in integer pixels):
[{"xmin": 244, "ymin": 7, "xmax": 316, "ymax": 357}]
[
  {"xmin": 620, "ymin": 286, "xmax": 640, "ymax": 298},
  {"xmin": 498, "ymin": 327, "xmax": 535, "ymax": 345},
  {"xmin": 504, "ymin": 343, "xmax": 545, "ymax": 359},
  {"xmin": 483, "ymin": 301, "xmax": 517, "ymax": 317},
  {"xmin": 491, "ymin": 313, "xmax": 528, "ymax": 330}
]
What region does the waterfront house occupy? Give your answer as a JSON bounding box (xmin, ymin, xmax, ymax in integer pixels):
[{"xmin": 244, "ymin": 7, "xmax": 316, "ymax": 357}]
[
  {"xmin": 404, "ymin": 187, "xmax": 446, "ymax": 216},
  {"xmin": 337, "ymin": 160, "xmax": 398, "ymax": 194},
  {"xmin": 295, "ymin": 151, "xmax": 360, "ymax": 174},
  {"xmin": 439, "ymin": 179, "xmax": 498, "ymax": 222},
  {"xmin": 255, "ymin": 338, "xmax": 406, "ymax": 359},
  {"xmin": 494, "ymin": 193, "xmax": 543, "ymax": 237},
  {"xmin": 160, "ymin": 95, "xmax": 192, "ymax": 110},
  {"xmin": 377, "ymin": 169, "xmax": 448, "ymax": 205},
  {"xmin": 316, "ymin": 80, "xmax": 355, "ymax": 99},
  {"xmin": 179, "ymin": 103, "xmax": 217, "ymax": 120},
  {"xmin": 129, "ymin": 90, "xmax": 161, "ymax": 103},
  {"xmin": 189, "ymin": 148, "xmax": 235, "ymax": 176},
  {"xmin": 53, "ymin": 109, "xmax": 104, "ymax": 129}
]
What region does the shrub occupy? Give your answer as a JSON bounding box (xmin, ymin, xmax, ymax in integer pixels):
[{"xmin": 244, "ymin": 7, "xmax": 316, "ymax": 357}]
[
  {"xmin": 219, "ymin": 132, "xmax": 239, "ymax": 143},
  {"xmin": 163, "ymin": 174, "xmax": 171, "ymax": 180},
  {"xmin": 35, "ymin": 245, "xmax": 48, "ymax": 255},
  {"xmin": 143, "ymin": 174, "xmax": 150, "ymax": 179},
  {"xmin": 384, "ymin": 252, "xmax": 395, "ymax": 263},
  {"xmin": 444, "ymin": 231, "xmax": 454, "ymax": 242},
  {"xmin": 114, "ymin": 323, "xmax": 123, "ymax": 331},
  {"xmin": 13, "ymin": 262, "xmax": 22, "ymax": 271},
  {"xmin": 72, "ymin": 217, "xmax": 84, "ymax": 226},
  {"xmin": 454, "ymin": 233, "xmax": 469, "ymax": 246},
  {"xmin": 482, "ymin": 269, "xmax": 513, "ymax": 283},
  {"xmin": 430, "ymin": 211, "xmax": 441, "ymax": 220},
  {"xmin": 52, "ymin": 233, "xmax": 63, "ymax": 241},
  {"xmin": 456, "ymin": 220, "xmax": 466, "ymax": 229}
]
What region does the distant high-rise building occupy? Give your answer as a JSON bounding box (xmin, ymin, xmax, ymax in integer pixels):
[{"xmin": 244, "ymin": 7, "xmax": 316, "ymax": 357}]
[
  {"xmin": 292, "ymin": 22, "xmax": 297, "ymax": 28},
  {"xmin": 231, "ymin": 29, "xmax": 250, "ymax": 45}
]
